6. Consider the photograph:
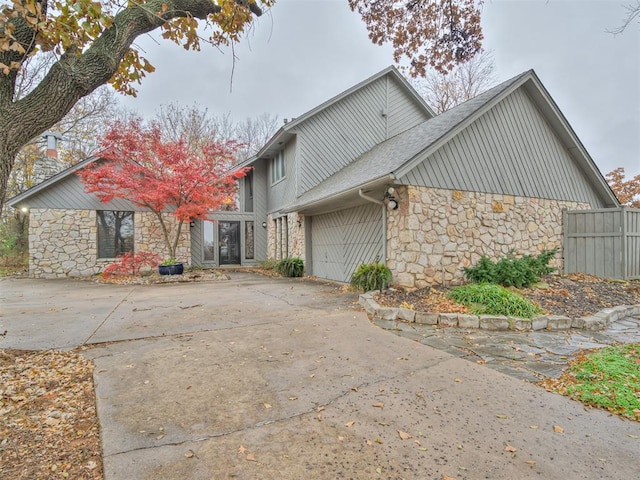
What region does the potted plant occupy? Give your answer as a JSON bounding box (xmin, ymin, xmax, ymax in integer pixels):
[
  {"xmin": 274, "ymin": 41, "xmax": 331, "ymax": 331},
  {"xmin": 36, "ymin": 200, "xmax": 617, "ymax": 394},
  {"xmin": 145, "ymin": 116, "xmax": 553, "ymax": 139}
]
[{"xmin": 158, "ymin": 258, "xmax": 184, "ymax": 276}]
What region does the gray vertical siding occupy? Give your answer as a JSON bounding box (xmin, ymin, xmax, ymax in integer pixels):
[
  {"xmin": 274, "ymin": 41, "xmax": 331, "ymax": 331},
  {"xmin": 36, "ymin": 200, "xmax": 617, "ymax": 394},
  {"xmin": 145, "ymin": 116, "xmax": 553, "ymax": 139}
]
[
  {"xmin": 400, "ymin": 88, "xmax": 606, "ymax": 207},
  {"xmin": 190, "ymin": 220, "xmax": 205, "ymax": 266},
  {"xmin": 252, "ymin": 162, "xmax": 269, "ymax": 261},
  {"xmin": 387, "ymin": 76, "xmax": 431, "ymax": 137},
  {"xmin": 297, "ymin": 78, "xmax": 387, "ymax": 196},
  {"xmin": 564, "ymin": 208, "xmax": 640, "ymax": 280},
  {"xmin": 16, "ymin": 173, "xmax": 140, "ymax": 211},
  {"xmin": 296, "ymin": 75, "xmax": 429, "ymax": 197},
  {"xmin": 310, "ymin": 203, "xmax": 383, "ymax": 282}
]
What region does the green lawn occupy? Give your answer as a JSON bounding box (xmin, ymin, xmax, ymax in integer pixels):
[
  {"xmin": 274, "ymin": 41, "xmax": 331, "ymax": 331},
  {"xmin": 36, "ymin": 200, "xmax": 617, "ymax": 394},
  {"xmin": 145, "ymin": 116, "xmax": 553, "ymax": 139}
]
[{"xmin": 543, "ymin": 343, "xmax": 640, "ymax": 421}]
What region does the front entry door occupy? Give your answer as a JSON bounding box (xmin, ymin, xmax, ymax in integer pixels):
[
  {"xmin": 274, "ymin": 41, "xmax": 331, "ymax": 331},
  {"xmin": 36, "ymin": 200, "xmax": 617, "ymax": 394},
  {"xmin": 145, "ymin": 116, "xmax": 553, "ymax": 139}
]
[{"xmin": 219, "ymin": 221, "xmax": 241, "ymax": 265}]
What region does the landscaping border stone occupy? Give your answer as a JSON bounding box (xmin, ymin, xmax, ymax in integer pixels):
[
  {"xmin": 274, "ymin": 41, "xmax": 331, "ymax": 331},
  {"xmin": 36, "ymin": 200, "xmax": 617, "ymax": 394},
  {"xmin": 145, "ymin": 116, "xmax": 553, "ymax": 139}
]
[{"xmin": 359, "ymin": 292, "xmax": 640, "ymax": 332}]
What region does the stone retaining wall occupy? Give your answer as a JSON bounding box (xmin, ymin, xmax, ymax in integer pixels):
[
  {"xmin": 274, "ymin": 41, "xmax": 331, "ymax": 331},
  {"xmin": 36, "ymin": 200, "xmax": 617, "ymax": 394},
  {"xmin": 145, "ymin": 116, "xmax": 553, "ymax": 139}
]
[
  {"xmin": 28, "ymin": 209, "xmax": 190, "ymax": 278},
  {"xmin": 359, "ymin": 292, "xmax": 640, "ymax": 332},
  {"xmin": 387, "ymin": 186, "xmax": 590, "ymax": 289}
]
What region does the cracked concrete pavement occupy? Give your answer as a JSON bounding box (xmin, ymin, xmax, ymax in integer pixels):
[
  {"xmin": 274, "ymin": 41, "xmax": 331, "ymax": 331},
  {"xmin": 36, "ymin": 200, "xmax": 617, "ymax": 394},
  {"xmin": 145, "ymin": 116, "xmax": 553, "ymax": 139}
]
[{"xmin": 1, "ymin": 272, "xmax": 639, "ymax": 479}]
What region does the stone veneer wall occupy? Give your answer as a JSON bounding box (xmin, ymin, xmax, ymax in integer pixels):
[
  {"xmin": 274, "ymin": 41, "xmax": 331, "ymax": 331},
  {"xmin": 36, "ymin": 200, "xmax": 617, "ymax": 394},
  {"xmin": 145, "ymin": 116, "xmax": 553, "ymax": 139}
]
[
  {"xmin": 28, "ymin": 209, "xmax": 190, "ymax": 278},
  {"xmin": 134, "ymin": 212, "xmax": 190, "ymax": 262},
  {"xmin": 266, "ymin": 213, "xmax": 305, "ymax": 262},
  {"xmin": 387, "ymin": 186, "xmax": 590, "ymax": 289},
  {"xmin": 287, "ymin": 213, "xmax": 305, "ymax": 259}
]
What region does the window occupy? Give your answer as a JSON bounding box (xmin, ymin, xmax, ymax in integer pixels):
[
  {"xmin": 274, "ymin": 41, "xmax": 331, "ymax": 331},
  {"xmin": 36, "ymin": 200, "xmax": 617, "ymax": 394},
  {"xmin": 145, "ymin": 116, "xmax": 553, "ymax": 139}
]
[
  {"xmin": 271, "ymin": 151, "xmax": 285, "ymax": 184},
  {"xmin": 245, "ymin": 221, "xmax": 254, "ymax": 260},
  {"xmin": 203, "ymin": 221, "xmax": 215, "ymax": 262},
  {"xmin": 245, "ymin": 170, "xmax": 254, "ymax": 212},
  {"xmin": 97, "ymin": 211, "xmax": 134, "ymax": 258}
]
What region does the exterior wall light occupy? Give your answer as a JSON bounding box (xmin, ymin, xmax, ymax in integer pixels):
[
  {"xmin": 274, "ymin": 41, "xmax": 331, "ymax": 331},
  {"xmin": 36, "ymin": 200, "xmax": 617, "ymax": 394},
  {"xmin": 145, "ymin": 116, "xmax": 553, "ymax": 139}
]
[
  {"xmin": 262, "ymin": 222, "xmax": 267, "ymax": 228},
  {"xmin": 384, "ymin": 187, "xmax": 398, "ymax": 210}
]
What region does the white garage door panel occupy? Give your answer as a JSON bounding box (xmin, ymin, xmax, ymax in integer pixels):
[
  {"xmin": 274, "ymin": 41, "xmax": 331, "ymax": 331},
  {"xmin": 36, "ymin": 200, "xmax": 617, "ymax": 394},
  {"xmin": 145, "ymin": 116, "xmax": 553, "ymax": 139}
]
[{"xmin": 311, "ymin": 204, "xmax": 383, "ymax": 282}]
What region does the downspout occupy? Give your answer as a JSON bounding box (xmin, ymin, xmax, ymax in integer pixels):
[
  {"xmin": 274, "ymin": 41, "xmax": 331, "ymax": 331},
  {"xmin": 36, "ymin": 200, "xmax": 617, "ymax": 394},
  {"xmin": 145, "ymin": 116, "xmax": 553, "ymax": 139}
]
[{"xmin": 358, "ymin": 189, "xmax": 387, "ymax": 263}]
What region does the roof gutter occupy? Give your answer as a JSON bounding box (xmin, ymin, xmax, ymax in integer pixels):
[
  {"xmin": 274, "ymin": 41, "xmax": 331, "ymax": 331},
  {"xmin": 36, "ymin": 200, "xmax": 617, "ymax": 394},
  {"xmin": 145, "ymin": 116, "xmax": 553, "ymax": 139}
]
[{"xmin": 359, "ymin": 189, "xmax": 388, "ymax": 264}]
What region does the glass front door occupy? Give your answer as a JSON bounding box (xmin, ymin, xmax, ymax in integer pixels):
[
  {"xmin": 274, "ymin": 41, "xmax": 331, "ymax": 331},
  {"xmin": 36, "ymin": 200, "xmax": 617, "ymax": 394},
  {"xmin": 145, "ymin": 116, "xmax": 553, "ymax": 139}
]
[{"xmin": 219, "ymin": 221, "xmax": 241, "ymax": 265}]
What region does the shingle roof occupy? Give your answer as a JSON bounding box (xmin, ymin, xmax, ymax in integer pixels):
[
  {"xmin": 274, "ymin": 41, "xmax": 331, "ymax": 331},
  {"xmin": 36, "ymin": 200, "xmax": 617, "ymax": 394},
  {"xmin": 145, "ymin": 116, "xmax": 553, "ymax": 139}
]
[{"xmin": 283, "ymin": 70, "xmax": 532, "ymax": 212}]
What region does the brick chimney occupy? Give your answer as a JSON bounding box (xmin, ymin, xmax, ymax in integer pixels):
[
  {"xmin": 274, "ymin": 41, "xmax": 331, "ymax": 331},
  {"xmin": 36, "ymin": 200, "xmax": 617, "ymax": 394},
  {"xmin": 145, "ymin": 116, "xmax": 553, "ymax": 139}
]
[
  {"xmin": 44, "ymin": 131, "xmax": 62, "ymax": 159},
  {"xmin": 33, "ymin": 132, "xmax": 63, "ymax": 185}
]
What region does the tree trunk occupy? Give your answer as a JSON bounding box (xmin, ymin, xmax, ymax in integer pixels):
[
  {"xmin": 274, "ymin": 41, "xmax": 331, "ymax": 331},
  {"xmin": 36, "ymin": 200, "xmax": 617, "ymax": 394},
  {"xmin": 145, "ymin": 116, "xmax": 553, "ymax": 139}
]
[{"xmin": 0, "ymin": 0, "xmax": 262, "ymax": 215}]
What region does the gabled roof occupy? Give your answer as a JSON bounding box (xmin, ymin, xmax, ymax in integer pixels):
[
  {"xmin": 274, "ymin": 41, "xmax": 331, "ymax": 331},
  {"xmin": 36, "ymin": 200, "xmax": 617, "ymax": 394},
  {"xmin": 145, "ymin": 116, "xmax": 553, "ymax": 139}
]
[
  {"xmin": 283, "ymin": 69, "xmax": 618, "ymax": 213},
  {"xmin": 7, "ymin": 156, "xmax": 100, "ymax": 208},
  {"xmin": 237, "ymin": 66, "xmax": 435, "ymax": 167}
]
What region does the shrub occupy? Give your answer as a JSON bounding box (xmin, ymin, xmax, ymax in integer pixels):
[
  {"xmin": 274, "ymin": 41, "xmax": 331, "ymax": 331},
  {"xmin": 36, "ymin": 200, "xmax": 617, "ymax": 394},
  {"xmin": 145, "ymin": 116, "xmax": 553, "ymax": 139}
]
[
  {"xmin": 463, "ymin": 248, "xmax": 558, "ymax": 288},
  {"xmin": 276, "ymin": 257, "xmax": 304, "ymax": 277},
  {"xmin": 350, "ymin": 262, "xmax": 392, "ymax": 292},
  {"xmin": 448, "ymin": 283, "xmax": 543, "ymax": 318},
  {"xmin": 103, "ymin": 251, "xmax": 162, "ymax": 278}
]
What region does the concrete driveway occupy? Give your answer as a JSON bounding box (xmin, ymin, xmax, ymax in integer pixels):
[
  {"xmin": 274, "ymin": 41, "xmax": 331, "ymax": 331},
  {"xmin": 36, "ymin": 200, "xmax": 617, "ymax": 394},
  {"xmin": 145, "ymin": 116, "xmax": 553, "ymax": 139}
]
[{"xmin": 1, "ymin": 272, "xmax": 639, "ymax": 479}]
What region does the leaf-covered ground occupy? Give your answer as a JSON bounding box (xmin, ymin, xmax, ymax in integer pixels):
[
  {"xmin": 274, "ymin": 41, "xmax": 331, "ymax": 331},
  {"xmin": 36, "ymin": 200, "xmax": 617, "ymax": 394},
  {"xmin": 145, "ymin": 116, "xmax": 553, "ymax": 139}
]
[
  {"xmin": 375, "ymin": 274, "xmax": 640, "ymax": 319},
  {"xmin": 0, "ymin": 349, "xmax": 103, "ymax": 479},
  {"xmin": 540, "ymin": 343, "xmax": 640, "ymax": 421}
]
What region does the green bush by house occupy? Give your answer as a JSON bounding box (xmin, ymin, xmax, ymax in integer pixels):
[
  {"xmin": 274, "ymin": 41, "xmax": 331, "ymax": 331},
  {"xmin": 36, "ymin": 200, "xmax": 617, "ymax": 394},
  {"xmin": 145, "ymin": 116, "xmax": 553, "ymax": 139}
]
[
  {"xmin": 463, "ymin": 248, "xmax": 558, "ymax": 288},
  {"xmin": 351, "ymin": 262, "xmax": 392, "ymax": 292},
  {"xmin": 276, "ymin": 257, "xmax": 304, "ymax": 277}
]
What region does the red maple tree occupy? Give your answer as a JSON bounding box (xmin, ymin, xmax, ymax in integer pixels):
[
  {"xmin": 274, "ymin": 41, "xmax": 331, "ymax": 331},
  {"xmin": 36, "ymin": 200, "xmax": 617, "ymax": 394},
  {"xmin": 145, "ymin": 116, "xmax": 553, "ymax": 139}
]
[{"xmin": 78, "ymin": 119, "xmax": 248, "ymax": 260}]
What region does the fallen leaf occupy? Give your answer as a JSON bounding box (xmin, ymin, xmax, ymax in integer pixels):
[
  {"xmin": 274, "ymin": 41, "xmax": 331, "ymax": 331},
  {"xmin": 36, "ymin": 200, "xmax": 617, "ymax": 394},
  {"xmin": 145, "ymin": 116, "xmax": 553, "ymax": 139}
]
[
  {"xmin": 288, "ymin": 396, "xmax": 298, "ymax": 401},
  {"xmin": 505, "ymin": 444, "xmax": 517, "ymax": 453},
  {"xmin": 442, "ymin": 475, "xmax": 458, "ymax": 480},
  {"xmin": 238, "ymin": 445, "xmax": 246, "ymax": 454},
  {"xmin": 376, "ymin": 467, "xmax": 382, "ymax": 474},
  {"xmin": 184, "ymin": 450, "xmax": 195, "ymax": 458},
  {"xmin": 454, "ymin": 378, "xmax": 462, "ymax": 383},
  {"xmin": 366, "ymin": 440, "xmax": 373, "ymax": 446},
  {"xmin": 525, "ymin": 460, "xmax": 536, "ymax": 466},
  {"xmin": 246, "ymin": 453, "xmax": 257, "ymax": 462},
  {"xmin": 626, "ymin": 434, "xmax": 639, "ymax": 439},
  {"xmin": 553, "ymin": 425, "xmax": 564, "ymax": 433},
  {"xmin": 345, "ymin": 421, "xmax": 355, "ymax": 428},
  {"xmin": 530, "ymin": 425, "xmax": 539, "ymax": 429},
  {"xmin": 263, "ymin": 403, "xmax": 272, "ymax": 409},
  {"xmin": 414, "ymin": 439, "xmax": 422, "ymax": 445},
  {"xmin": 374, "ymin": 438, "xmax": 383, "ymax": 444},
  {"xmin": 496, "ymin": 414, "xmax": 508, "ymax": 419},
  {"xmin": 351, "ymin": 387, "xmax": 358, "ymax": 392},
  {"xmin": 316, "ymin": 406, "xmax": 325, "ymax": 413},
  {"xmin": 372, "ymin": 402, "xmax": 384, "ymax": 408},
  {"xmin": 398, "ymin": 430, "xmax": 412, "ymax": 440}
]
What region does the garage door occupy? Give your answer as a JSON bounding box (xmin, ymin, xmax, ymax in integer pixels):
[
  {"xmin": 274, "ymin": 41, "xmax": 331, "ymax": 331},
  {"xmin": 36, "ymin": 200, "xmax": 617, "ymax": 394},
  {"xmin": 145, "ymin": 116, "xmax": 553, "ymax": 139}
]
[{"xmin": 311, "ymin": 204, "xmax": 384, "ymax": 283}]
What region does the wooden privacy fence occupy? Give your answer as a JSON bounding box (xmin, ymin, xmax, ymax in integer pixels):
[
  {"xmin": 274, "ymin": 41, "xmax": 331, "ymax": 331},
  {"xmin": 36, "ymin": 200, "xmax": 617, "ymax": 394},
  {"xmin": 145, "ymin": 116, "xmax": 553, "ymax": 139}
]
[{"xmin": 563, "ymin": 207, "xmax": 640, "ymax": 280}]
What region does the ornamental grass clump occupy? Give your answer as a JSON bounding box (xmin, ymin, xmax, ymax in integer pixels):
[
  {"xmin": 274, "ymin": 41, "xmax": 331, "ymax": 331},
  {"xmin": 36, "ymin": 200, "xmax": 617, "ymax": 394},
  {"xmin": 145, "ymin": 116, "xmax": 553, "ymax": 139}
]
[
  {"xmin": 351, "ymin": 262, "xmax": 393, "ymax": 292},
  {"xmin": 276, "ymin": 257, "xmax": 304, "ymax": 277},
  {"xmin": 448, "ymin": 283, "xmax": 543, "ymax": 318}
]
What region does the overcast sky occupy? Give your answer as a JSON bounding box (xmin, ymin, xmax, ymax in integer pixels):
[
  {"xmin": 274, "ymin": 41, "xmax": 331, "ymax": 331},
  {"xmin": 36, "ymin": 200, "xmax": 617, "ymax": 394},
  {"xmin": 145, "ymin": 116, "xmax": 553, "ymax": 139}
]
[{"xmin": 120, "ymin": 0, "xmax": 640, "ymax": 177}]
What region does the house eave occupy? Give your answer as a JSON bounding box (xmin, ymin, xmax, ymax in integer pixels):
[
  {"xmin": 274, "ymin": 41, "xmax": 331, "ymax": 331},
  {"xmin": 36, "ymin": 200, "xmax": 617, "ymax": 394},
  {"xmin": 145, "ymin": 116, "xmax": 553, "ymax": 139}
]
[
  {"xmin": 280, "ymin": 176, "xmax": 392, "ymax": 216},
  {"xmin": 6, "ymin": 156, "xmax": 100, "ymax": 209}
]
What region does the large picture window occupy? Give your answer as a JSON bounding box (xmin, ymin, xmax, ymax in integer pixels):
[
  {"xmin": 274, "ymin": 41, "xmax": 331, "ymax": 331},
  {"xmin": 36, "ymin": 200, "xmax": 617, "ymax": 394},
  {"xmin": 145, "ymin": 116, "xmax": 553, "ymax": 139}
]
[
  {"xmin": 97, "ymin": 211, "xmax": 134, "ymax": 258},
  {"xmin": 271, "ymin": 151, "xmax": 285, "ymax": 184}
]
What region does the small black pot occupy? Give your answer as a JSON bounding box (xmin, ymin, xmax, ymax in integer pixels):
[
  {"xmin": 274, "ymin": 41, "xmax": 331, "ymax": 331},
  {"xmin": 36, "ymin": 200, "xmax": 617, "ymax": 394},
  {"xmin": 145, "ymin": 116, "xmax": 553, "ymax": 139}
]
[{"xmin": 158, "ymin": 263, "xmax": 184, "ymax": 276}]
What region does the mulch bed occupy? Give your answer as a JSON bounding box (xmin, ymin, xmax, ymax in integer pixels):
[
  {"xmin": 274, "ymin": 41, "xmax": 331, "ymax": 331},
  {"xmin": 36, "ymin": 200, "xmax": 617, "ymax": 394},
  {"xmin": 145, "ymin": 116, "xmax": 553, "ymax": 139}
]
[
  {"xmin": 0, "ymin": 349, "xmax": 103, "ymax": 480},
  {"xmin": 375, "ymin": 273, "xmax": 640, "ymax": 319}
]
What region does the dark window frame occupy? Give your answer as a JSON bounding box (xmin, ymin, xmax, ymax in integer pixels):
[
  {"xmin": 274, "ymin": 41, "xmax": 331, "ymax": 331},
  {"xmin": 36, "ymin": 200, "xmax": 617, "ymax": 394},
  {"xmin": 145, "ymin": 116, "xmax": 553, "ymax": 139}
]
[{"xmin": 97, "ymin": 210, "xmax": 134, "ymax": 259}]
